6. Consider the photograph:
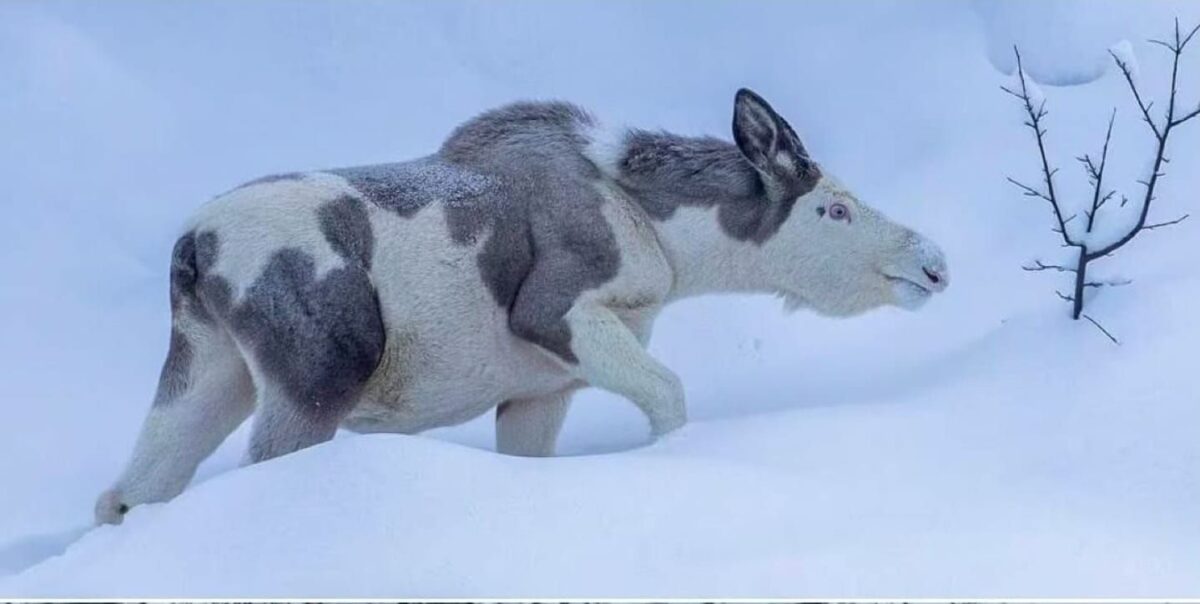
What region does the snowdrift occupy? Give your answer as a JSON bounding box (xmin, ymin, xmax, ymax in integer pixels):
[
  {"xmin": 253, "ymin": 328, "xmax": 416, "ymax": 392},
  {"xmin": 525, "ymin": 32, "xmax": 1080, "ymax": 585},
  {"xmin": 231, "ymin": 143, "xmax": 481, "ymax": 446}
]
[{"xmin": 6, "ymin": 294, "xmax": 1199, "ymax": 596}]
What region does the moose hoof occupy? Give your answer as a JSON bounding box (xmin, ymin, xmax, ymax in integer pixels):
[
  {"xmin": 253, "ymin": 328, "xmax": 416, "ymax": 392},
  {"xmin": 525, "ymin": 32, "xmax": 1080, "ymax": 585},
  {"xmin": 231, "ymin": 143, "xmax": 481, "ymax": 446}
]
[
  {"xmin": 650, "ymin": 413, "xmax": 687, "ymax": 437},
  {"xmin": 94, "ymin": 488, "xmax": 129, "ymax": 526}
]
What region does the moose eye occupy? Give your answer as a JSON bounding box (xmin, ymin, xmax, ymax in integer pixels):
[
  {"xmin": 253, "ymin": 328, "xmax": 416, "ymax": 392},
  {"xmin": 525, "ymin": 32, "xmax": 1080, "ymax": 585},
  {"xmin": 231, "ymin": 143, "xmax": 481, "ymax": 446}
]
[{"xmin": 828, "ymin": 203, "xmax": 850, "ymax": 221}]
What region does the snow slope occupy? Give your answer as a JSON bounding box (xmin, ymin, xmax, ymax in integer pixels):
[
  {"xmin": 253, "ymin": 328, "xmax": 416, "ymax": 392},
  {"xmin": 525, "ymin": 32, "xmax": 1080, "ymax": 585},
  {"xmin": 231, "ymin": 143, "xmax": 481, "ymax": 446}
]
[
  {"xmin": 6, "ymin": 291, "xmax": 1200, "ymax": 597},
  {"xmin": 1, "ymin": 0, "xmax": 1198, "ymax": 597}
]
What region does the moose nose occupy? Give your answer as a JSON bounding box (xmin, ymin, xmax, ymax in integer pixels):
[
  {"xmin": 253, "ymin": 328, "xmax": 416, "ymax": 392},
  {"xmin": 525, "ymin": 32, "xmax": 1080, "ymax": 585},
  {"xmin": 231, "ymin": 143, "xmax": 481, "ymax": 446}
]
[{"xmin": 922, "ymin": 266, "xmax": 946, "ymax": 289}]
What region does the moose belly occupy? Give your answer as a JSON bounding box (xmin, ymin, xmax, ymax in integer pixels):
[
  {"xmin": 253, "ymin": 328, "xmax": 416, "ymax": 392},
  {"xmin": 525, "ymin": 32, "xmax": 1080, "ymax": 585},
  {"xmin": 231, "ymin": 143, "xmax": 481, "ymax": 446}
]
[{"xmin": 343, "ymin": 320, "xmax": 575, "ymax": 434}]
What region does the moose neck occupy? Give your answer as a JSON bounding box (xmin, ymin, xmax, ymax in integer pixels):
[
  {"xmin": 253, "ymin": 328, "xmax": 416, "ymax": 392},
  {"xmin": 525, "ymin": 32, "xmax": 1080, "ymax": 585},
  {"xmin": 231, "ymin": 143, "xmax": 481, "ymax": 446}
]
[
  {"xmin": 600, "ymin": 129, "xmax": 782, "ymax": 301},
  {"xmin": 653, "ymin": 206, "xmax": 777, "ymax": 301}
]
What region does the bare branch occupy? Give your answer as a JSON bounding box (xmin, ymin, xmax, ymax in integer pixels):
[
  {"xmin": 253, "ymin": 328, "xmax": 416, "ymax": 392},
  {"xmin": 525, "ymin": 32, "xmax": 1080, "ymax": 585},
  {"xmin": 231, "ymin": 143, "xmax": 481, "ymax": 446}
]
[
  {"xmin": 1149, "ymin": 38, "xmax": 1175, "ymax": 52},
  {"xmin": 1023, "ymin": 260, "xmax": 1076, "ymax": 273},
  {"xmin": 999, "ymin": 85, "xmax": 1024, "ymax": 100},
  {"xmin": 1182, "ymin": 21, "xmax": 1200, "ymax": 50},
  {"xmin": 1077, "ymin": 155, "xmax": 1098, "ymax": 179},
  {"xmin": 1173, "ymin": 103, "xmax": 1200, "ymax": 127},
  {"xmin": 1007, "ymin": 47, "xmax": 1079, "ymax": 248},
  {"xmin": 1083, "ymin": 278, "xmax": 1132, "ymax": 288},
  {"xmin": 1006, "ymin": 177, "xmax": 1052, "ymax": 202},
  {"xmin": 1086, "ymin": 190, "xmax": 1117, "ymax": 223},
  {"xmin": 1085, "ymin": 109, "xmax": 1116, "ymax": 233},
  {"xmin": 1098, "ymin": 190, "xmax": 1116, "ymax": 209},
  {"xmin": 1109, "ymin": 49, "xmax": 1163, "ymax": 140},
  {"xmin": 1168, "ymin": 20, "xmax": 1183, "ymax": 125},
  {"xmin": 1143, "ymin": 214, "xmax": 1190, "ymax": 230},
  {"xmin": 1082, "ymin": 314, "xmax": 1120, "ymax": 345},
  {"xmin": 1087, "ymin": 25, "xmax": 1197, "ymax": 261},
  {"xmin": 1007, "ymin": 21, "xmax": 1197, "ymax": 325}
]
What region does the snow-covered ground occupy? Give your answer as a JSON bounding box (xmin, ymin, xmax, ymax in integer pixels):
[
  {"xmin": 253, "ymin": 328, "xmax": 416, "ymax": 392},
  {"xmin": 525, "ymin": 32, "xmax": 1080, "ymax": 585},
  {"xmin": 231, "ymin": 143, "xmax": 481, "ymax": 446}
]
[{"xmin": 1, "ymin": 0, "xmax": 1198, "ymax": 597}]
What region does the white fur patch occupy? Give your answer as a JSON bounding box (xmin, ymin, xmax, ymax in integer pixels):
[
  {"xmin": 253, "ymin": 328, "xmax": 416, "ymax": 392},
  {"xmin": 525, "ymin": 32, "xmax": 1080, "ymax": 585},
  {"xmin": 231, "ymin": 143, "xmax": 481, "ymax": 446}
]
[
  {"xmin": 186, "ymin": 173, "xmax": 361, "ymax": 303},
  {"xmin": 655, "ymin": 206, "xmax": 768, "ymax": 300},
  {"xmin": 581, "ymin": 121, "xmax": 630, "ymax": 177}
]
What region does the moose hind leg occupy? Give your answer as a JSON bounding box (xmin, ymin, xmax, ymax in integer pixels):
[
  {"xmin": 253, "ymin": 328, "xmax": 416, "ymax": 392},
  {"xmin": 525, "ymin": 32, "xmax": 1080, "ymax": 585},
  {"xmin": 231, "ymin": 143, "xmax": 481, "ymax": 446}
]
[
  {"xmin": 244, "ymin": 383, "xmax": 348, "ymax": 463},
  {"xmin": 96, "ymin": 319, "xmax": 255, "ymax": 525},
  {"xmin": 233, "ymin": 249, "xmax": 385, "ymax": 464}
]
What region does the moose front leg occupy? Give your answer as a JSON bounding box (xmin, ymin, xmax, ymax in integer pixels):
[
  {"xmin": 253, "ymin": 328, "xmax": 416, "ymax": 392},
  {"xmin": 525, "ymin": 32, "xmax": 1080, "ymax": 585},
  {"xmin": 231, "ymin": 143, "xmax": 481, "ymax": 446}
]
[
  {"xmin": 563, "ymin": 302, "xmax": 686, "ymax": 436},
  {"xmin": 495, "ymin": 388, "xmax": 574, "ymax": 457}
]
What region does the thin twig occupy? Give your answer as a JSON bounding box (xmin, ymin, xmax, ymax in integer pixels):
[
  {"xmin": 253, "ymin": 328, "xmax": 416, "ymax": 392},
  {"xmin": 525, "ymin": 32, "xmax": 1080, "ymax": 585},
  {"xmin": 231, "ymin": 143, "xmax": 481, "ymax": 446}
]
[
  {"xmin": 1082, "ymin": 313, "xmax": 1120, "ymax": 345},
  {"xmin": 1083, "ymin": 278, "xmax": 1133, "ymax": 288},
  {"xmin": 1022, "ymin": 260, "xmax": 1076, "ymax": 273},
  {"xmin": 1005, "ymin": 47, "xmax": 1078, "ymax": 248},
  {"xmin": 1085, "ymin": 109, "xmax": 1116, "ymax": 233},
  {"xmin": 1143, "ymin": 214, "xmax": 1190, "ymax": 230},
  {"xmin": 1149, "ymin": 38, "xmax": 1176, "ymax": 52},
  {"xmin": 1182, "ymin": 20, "xmax": 1200, "ymax": 49},
  {"xmin": 1109, "ymin": 49, "xmax": 1163, "ymax": 140},
  {"xmin": 1174, "ymin": 104, "xmax": 1200, "ymax": 127},
  {"xmin": 1006, "ymin": 177, "xmax": 1054, "ymax": 203}
]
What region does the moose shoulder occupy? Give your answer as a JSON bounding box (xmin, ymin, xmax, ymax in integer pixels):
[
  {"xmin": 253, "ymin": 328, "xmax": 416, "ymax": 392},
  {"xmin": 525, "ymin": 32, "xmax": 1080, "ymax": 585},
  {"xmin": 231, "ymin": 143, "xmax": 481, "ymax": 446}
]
[{"xmin": 95, "ymin": 89, "xmax": 948, "ymax": 525}]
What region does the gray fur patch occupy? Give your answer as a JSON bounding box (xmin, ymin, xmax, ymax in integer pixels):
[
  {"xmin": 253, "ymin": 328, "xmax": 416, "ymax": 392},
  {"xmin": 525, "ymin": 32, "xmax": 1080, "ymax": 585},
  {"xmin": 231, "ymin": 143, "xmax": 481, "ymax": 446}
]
[
  {"xmin": 184, "ymin": 230, "xmax": 384, "ymax": 417},
  {"xmin": 179, "ymin": 229, "xmax": 230, "ymax": 321},
  {"xmin": 193, "ymin": 231, "xmax": 223, "ymax": 323},
  {"xmin": 160, "ymin": 233, "xmax": 205, "ymax": 406},
  {"xmin": 328, "ymin": 101, "xmax": 621, "ymax": 363},
  {"xmin": 442, "ymin": 102, "xmax": 618, "ymax": 362},
  {"xmin": 152, "ymin": 328, "xmax": 192, "ymax": 407},
  {"xmin": 439, "ymin": 101, "xmax": 598, "ymax": 163},
  {"xmin": 611, "ymin": 129, "xmax": 819, "ymax": 244},
  {"xmin": 226, "ymin": 248, "xmax": 385, "ymax": 417},
  {"xmin": 168, "ymin": 232, "xmax": 198, "ymax": 314},
  {"xmin": 194, "ymin": 231, "xmax": 220, "ymax": 275},
  {"xmin": 330, "ymin": 158, "xmax": 492, "ymax": 218},
  {"xmin": 199, "ymin": 273, "xmax": 233, "ymax": 320},
  {"xmin": 169, "ymin": 231, "xmax": 218, "ymax": 325},
  {"xmin": 247, "ymin": 400, "xmax": 341, "ymax": 463},
  {"xmin": 318, "ymin": 195, "xmax": 375, "ymax": 269}
]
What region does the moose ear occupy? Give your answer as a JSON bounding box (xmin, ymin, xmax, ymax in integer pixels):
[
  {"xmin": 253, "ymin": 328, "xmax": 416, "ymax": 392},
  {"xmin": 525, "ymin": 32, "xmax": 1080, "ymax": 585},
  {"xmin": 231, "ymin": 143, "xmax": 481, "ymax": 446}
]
[{"xmin": 732, "ymin": 88, "xmax": 812, "ymax": 182}]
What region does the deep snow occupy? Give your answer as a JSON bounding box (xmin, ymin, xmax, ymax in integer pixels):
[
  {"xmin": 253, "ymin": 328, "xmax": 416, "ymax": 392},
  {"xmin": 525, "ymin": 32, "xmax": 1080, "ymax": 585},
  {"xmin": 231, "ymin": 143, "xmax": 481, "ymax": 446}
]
[{"xmin": 1, "ymin": 0, "xmax": 1198, "ymax": 597}]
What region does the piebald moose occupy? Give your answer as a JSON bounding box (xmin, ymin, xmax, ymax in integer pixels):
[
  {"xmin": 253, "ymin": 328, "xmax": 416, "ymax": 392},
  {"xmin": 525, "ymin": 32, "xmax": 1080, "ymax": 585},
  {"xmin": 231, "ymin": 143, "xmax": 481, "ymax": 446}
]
[{"xmin": 96, "ymin": 89, "xmax": 948, "ymax": 524}]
